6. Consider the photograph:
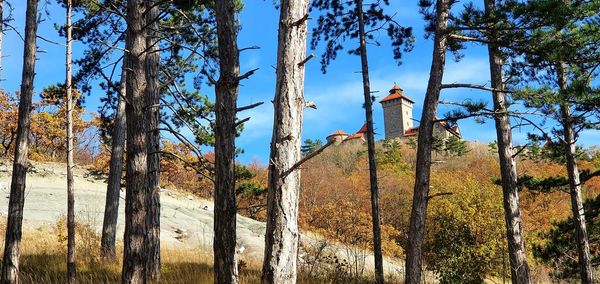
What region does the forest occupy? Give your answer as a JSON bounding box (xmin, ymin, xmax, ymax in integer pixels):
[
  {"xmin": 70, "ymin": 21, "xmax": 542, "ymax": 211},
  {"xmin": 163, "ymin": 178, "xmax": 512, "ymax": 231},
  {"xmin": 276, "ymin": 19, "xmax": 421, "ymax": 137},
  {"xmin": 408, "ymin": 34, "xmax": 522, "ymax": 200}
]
[{"xmin": 0, "ymin": 0, "xmax": 598, "ymax": 283}]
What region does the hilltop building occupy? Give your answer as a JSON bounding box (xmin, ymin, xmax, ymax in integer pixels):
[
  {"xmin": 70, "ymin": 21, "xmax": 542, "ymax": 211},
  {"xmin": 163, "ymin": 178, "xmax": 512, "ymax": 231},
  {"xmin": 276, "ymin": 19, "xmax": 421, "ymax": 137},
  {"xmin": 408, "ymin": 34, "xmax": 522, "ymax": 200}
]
[
  {"xmin": 326, "ymin": 124, "xmax": 367, "ymax": 145},
  {"xmin": 325, "ymin": 85, "xmax": 461, "ymax": 144},
  {"xmin": 380, "ymin": 85, "xmax": 461, "ymax": 140}
]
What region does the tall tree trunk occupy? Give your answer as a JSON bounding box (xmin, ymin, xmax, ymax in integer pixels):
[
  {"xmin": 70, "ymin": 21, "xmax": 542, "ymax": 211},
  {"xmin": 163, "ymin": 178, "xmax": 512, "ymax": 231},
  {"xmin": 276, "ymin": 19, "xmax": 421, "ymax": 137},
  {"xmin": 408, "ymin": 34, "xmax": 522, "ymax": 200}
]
[
  {"xmin": 100, "ymin": 63, "xmax": 127, "ymax": 261},
  {"xmin": 213, "ymin": 1, "xmax": 240, "ymax": 283},
  {"xmin": 122, "ymin": 0, "xmax": 149, "ymax": 282},
  {"xmin": 356, "ymin": 0, "xmax": 384, "ymax": 282},
  {"xmin": 0, "ymin": 0, "xmax": 3, "ymax": 83},
  {"xmin": 405, "ymin": 0, "xmax": 449, "ymax": 282},
  {"xmin": 484, "ymin": 1, "xmax": 531, "ymax": 282},
  {"xmin": 1, "ymin": 0, "xmax": 38, "ymax": 283},
  {"xmin": 65, "ymin": 0, "xmax": 76, "ymax": 282},
  {"xmin": 557, "ymin": 63, "xmax": 593, "ymax": 284},
  {"xmin": 261, "ymin": 0, "xmax": 309, "ymax": 283},
  {"xmin": 145, "ymin": 0, "xmax": 161, "ymax": 279}
]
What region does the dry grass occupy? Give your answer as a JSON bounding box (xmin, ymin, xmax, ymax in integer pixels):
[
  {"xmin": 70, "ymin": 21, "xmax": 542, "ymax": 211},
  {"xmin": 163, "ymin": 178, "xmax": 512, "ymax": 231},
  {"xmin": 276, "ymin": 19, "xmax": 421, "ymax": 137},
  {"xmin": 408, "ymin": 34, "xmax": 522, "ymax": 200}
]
[{"xmin": 0, "ymin": 217, "xmax": 382, "ymax": 283}]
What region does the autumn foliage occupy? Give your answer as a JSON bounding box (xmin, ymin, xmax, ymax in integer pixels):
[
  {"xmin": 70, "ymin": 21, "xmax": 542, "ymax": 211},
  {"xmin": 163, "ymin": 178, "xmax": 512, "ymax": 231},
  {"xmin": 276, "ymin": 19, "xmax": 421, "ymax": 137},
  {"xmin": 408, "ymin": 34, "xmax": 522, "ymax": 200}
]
[
  {"xmin": 2, "ymin": 87, "xmax": 599, "ymax": 281},
  {"xmin": 0, "ymin": 89, "xmax": 98, "ymax": 163},
  {"xmin": 296, "ymin": 139, "xmax": 600, "ymax": 281}
]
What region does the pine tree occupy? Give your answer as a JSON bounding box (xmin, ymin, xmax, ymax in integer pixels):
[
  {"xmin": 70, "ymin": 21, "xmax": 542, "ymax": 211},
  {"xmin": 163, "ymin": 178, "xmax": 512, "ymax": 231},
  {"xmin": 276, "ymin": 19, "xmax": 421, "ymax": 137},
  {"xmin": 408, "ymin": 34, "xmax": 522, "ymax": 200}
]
[
  {"xmin": 404, "ymin": 0, "xmax": 453, "ymax": 281},
  {"xmin": 508, "ymin": 1, "xmax": 600, "ymax": 281},
  {"xmin": 145, "ymin": 0, "xmax": 161, "ymax": 279},
  {"xmin": 310, "ymin": 1, "xmax": 412, "ymax": 281},
  {"xmin": 301, "ymin": 139, "xmax": 323, "ymax": 155},
  {"xmin": 122, "ymin": 0, "xmax": 150, "ymax": 281},
  {"xmin": 1, "ymin": 0, "xmax": 39, "ymax": 282},
  {"xmin": 100, "ymin": 62, "xmax": 126, "ymax": 260},
  {"xmin": 212, "ymin": 1, "xmax": 245, "ymax": 282}
]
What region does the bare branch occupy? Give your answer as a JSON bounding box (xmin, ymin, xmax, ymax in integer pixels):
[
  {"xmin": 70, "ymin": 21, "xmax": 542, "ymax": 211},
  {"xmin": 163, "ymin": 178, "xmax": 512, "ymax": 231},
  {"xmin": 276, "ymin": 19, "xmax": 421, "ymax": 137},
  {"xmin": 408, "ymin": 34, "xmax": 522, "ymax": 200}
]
[
  {"xmin": 237, "ymin": 102, "xmax": 264, "ymax": 112},
  {"xmin": 236, "ymin": 117, "xmax": 251, "ymax": 127},
  {"xmin": 448, "ymin": 33, "xmax": 491, "ymax": 44},
  {"xmin": 236, "ymin": 68, "xmax": 259, "ymax": 81},
  {"xmin": 156, "ymin": 150, "xmax": 215, "ymax": 183},
  {"xmin": 290, "ymin": 13, "xmax": 309, "ymax": 27},
  {"xmin": 512, "ymin": 144, "xmax": 530, "ymax": 158},
  {"xmin": 239, "ymin": 45, "xmax": 260, "ymax": 53},
  {"xmin": 37, "ymin": 35, "xmax": 68, "ymax": 47},
  {"xmin": 281, "ymin": 142, "xmax": 333, "ymax": 179},
  {"xmin": 441, "ymin": 83, "xmax": 515, "ymax": 93},
  {"xmin": 298, "ymin": 53, "xmax": 316, "ymax": 67}
]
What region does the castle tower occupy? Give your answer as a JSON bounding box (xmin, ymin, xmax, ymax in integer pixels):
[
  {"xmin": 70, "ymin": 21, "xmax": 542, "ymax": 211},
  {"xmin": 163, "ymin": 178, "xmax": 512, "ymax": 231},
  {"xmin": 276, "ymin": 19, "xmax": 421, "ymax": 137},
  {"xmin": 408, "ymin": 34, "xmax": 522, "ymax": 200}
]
[
  {"xmin": 326, "ymin": 130, "xmax": 349, "ymax": 145},
  {"xmin": 380, "ymin": 85, "xmax": 414, "ymax": 139}
]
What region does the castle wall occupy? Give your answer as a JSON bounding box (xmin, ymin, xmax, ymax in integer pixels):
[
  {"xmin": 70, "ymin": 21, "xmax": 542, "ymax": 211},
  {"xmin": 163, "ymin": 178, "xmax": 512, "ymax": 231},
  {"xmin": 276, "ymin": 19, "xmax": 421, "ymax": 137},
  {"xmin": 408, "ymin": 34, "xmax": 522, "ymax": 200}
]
[
  {"xmin": 382, "ymin": 99, "xmax": 413, "ymax": 139},
  {"xmin": 433, "ymin": 123, "xmax": 451, "ymax": 140}
]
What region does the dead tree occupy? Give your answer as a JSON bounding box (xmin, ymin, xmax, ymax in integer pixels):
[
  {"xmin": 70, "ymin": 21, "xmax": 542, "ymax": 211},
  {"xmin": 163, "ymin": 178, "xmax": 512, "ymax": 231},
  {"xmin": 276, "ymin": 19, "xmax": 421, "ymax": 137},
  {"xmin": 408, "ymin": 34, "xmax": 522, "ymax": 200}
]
[
  {"xmin": 65, "ymin": 0, "xmax": 76, "ymax": 282},
  {"xmin": 1, "ymin": 0, "xmax": 39, "ymax": 283},
  {"xmin": 261, "ymin": 0, "xmax": 310, "ymax": 283}
]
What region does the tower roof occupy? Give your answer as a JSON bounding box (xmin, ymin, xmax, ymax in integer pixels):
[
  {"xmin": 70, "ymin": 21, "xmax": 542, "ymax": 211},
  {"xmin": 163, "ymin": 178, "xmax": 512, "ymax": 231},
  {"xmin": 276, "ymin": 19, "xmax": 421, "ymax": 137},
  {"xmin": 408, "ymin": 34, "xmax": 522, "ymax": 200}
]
[
  {"xmin": 357, "ymin": 123, "xmax": 367, "ymax": 134},
  {"xmin": 344, "ymin": 133, "xmax": 364, "ymax": 141},
  {"xmin": 380, "ymin": 85, "xmax": 415, "ymax": 104},
  {"xmin": 327, "ymin": 130, "xmax": 348, "ymax": 137}
]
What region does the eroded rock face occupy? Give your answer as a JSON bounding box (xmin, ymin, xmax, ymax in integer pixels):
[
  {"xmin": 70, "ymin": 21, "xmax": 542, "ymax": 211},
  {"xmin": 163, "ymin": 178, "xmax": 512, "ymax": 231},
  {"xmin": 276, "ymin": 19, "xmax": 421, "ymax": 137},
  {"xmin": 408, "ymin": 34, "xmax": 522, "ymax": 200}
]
[{"xmin": 0, "ymin": 162, "xmax": 407, "ymax": 280}]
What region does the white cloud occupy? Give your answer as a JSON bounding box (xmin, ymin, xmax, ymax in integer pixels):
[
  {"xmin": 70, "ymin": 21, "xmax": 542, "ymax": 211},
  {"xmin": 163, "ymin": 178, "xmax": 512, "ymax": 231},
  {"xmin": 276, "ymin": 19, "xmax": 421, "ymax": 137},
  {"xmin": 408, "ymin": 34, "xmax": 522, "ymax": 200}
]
[{"xmin": 237, "ymin": 105, "xmax": 274, "ymax": 143}]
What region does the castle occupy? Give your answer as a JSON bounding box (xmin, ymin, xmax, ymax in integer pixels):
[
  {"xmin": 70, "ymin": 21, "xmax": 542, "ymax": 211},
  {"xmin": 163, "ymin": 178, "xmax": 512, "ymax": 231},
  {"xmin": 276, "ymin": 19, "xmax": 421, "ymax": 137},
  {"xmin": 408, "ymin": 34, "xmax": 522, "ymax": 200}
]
[{"xmin": 326, "ymin": 85, "xmax": 461, "ymax": 145}]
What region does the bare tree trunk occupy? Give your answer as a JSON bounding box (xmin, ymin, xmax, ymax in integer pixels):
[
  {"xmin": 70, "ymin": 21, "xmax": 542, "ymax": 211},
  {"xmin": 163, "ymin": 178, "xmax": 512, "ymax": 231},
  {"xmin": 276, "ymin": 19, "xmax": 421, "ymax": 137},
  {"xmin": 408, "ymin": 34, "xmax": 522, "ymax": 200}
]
[
  {"xmin": 484, "ymin": 1, "xmax": 531, "ymax": 282},
  {"xmin": 65, "ymin": 0, "xmax": 76, "ymax": 282},
  {"xmin": 355, "ymin": 0, "xmax": 384, "ymax": 282},
  {"xmin": 122, "ymin": 0, "xmax": 149, "ymax": 282},
  {"xmin": 557, "ymin": 64, "xmax": 593, "ymax": 284},
  {"xmin": 1, "ymin": 0, "xmax": 38, "ymax": 283},
  {"xmin": 261, "ymin": 1, "xmax": 309, "ymax": 283},
  {"xmin": 405, "ymin": 0, "xmax": 449, "ymax": 283},
  {"xmin": 100, "ymin": 63, "xmax": 126, "ymax": 261},
  {"xmin": 0, "ymin": 0, "xmax": 3, "ymax": 83},
  {"xmin": 213, "ymin": 1, "xmax": 240, "ymax": 283},
  {"xmin": 145, "ymin": 0, "xmax": 161, "ymax": 279}
]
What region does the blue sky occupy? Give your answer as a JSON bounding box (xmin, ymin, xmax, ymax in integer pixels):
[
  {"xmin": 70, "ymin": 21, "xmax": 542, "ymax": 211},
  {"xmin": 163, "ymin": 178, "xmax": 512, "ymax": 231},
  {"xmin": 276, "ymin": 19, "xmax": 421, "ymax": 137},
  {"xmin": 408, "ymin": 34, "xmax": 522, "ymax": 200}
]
[{"xmin": 2, "ymin": 1, "xmax": 598, "ymax": 164}]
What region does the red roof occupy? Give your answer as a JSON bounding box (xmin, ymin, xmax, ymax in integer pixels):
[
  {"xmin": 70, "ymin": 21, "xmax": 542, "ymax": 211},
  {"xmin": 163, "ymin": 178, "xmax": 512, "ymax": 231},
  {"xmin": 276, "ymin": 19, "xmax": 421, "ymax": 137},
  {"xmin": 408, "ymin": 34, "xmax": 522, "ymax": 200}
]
[
  {"xmin": 404, "ymin": 127, "xmax": 419, "ymax": 137},
  {"xmin": 380, "ymin": 85, "xmax": 415, "ymax": 103},
  {"xmin": 327, "ymin": 130, "xmax": 348, "ymax": 137},
  {"xmin": 344, "ymin": 133, "xmax": 364, "ymax": 141},
  {"xmin": 357, "ymin": 124, "xmax": 367, "ymax": 134}
]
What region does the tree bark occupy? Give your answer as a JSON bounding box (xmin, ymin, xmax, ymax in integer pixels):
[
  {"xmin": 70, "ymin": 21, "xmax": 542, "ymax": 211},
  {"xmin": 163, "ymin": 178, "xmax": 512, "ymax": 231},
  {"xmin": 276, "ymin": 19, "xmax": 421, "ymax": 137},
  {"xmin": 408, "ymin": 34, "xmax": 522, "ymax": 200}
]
[
  {"xmin": 405, "ymin": 0, "xmax": 449, "ymax": 283},
  {"xmin": 261, "ymin": 0, "xmax": 309, "ymax": 283},
  {"xmin": 484, "ymin": 1, "xmax": 531, "ymax": 282},
  {"xmin": 0, "ymin": 0, "xmax": 3, "ymax": 83},
  {"xmin": 355, "ymin": 0, "xmax": 384, "ymax": 282},
  {"xmin": 100, "ymin": 63, "xmax": 127, "ymax": 261},
  {"xmin": 145, "ymin": 0, "xmax": 161, "ymax": 279},
  {"xmin": 65, "ymin": 0, "xmax": 76, "ymax": 282},
  {"xmin": 1, "ymin": 0, "xmax": 38, "ymax": 283},
  {"xmin": 122, "ymin": 0, "xmax": 149, "ymax": 282},
  {"xmin": 557, "ymin": 63, "xmax": 593, "ymax": 284},
  {"xmin": 213, "ymin": 1, "xmax": 240, "ymax": 283}
]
